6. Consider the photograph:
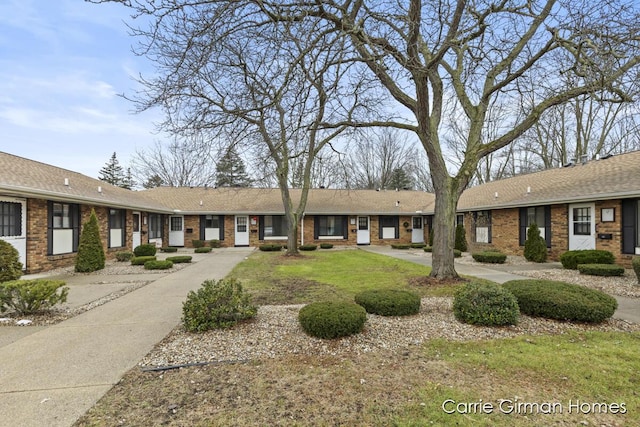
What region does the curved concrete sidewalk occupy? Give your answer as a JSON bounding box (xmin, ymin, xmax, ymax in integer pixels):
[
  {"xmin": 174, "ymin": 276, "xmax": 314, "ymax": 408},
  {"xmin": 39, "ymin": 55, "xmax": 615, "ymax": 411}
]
[
  {"xmin": 0, "ymin": 248, "xmax": 253, "ymax": 427},
  {"xmin": 361, "ymin": 246, "xmax": 640, "ymax": 324}
]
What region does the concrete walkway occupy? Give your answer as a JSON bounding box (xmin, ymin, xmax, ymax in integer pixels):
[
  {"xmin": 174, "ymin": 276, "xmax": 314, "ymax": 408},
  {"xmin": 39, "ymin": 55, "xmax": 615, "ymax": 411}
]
[
  {"xmin": 0, "ymin": 248, "xmax": 253, "ymax": 427},
  {"xmin": 361, "ymin": 246, "xmax": 640, "ymax": 324}
]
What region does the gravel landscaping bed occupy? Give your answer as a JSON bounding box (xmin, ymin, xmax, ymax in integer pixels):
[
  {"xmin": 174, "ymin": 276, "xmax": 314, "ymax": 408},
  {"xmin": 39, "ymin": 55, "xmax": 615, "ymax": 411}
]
[{"xmin": 140, "ymin": 297, "xmax": 640, "ymax": 368}]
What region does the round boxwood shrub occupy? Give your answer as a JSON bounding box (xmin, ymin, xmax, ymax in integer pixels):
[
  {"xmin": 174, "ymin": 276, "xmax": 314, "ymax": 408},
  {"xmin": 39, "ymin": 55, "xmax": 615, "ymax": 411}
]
[
  {"xmin": 166, "ymin": 255, "xmax": 192, "ymax": 264},
  {"xmin": 298, "ymin": 301, "xmax": 367, "ymax": 339},
  {"xmin": 192, "ymin": 239, "xmax": 205, "ymax": 248},
  {"xmin": 299, "ymin": 244, "xmax": 318, "ymax": 251},
  {"xmin": 453, "ymin": 249, "xmax": 462, "ymax": 258},
  {"xmin": 182, "ymin": 278, "xmax": 257, "ymax": 332},
  {"xmin": 423, "ymin": 246, "xmax": 432, "ymax": 253},
  {"xmin": 523, "ymin": 223, "xmax": 547, "ymax": 263},
  {"xmin": 577, "ymin": 263, "xmax": 625, "ymax": 277},
  {"xmin": 131, "ymin": 255, "xmax": 156, "ymax": 266},
  {"xmin": 410, "ymin": 243, "xmax": 426, "ymax": 249},
  {"xmin": 195, "ymin": 247, "xmax": 212, "ymax": 253},
  {"xmin": 134, "ymin": 244, "xmax": 157, "ymax": 257},
  {"xmin": 559, "ymin": 250, "xmax": 615, "ymax": 269},
  {"xmin": 209, "ymin": 240, "xmax": 222, "ymax": 248},
  {"xmin": 391, "ymin": 243, "xmax": 411, "ymax": 249},
  {"xmin": 320, "ymin": 243, "xmax": 334, "ymax": 249},
  {"xmin": 160, "ymin": 247, "xmax": 178, "ymax": 253},
  {"xmin": 259, "ymin": 244, "xmax": 282, "ymax": 252},
  {"xmin": 633, "ymin": 257, "xmax": 640, "ymax": 284},
  {"xmin": 502, "ymin": 279, "xmax": 618, "ymax": 323},
  {"xmin": 471, "ymin": 251, "xmax": 507, "ymax": 264},
  {"xmin": 115, "ymin": 251, "xmax": 134, "ymax": 262},
  {"xmin": 453, "ymin": 282, "xmax": 519, "ymax": 326},
  {"xmin": 355, "ymin": 289, "xmax": 421, "ymax": 316},
  {"xmin": 144, "ymin": 259, "xmax": 173, "ymax": 270},
  {"xmin": 0, "ymin": 239, "xmax": 23, "ymax": 283}
]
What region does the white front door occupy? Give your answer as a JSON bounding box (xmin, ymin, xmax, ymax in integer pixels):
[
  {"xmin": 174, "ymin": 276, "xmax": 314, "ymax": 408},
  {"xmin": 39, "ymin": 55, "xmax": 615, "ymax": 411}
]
[
  {"xmin": 169, "ymin": 215, "xmax": 184, "ymax": 246},
  {"xmin": 357, "ymin": 216, "xmax": 370, "ymax": 245},
  {"xmin": 1, "ymin": 198, "xmax": 27, "ymax": 269},
  {"xmin": 411, "ymin": 216, "xmax": 424, "ymax": 243},
  {"xmin": 569, "ymin": 203, "xmax": 596, "ymax": 250},
  {"xmin": 235, "ymin": 215, "xmax": 250, "ymax": 246},
  {"xmin": 132, "ymin": 212, "xmax": 141, "ymax": 249}
]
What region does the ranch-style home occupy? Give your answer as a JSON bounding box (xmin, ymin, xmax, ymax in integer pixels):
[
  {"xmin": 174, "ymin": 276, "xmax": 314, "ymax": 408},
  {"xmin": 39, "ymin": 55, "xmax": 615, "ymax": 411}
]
[{"xmin": 1, "ymin": 149, "xmax": 640, "ymax": 273}]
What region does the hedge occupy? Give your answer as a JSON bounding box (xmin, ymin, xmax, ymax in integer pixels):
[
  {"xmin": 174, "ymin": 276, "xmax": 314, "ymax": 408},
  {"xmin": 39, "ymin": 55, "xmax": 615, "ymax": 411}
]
[
  {"xmin": 134, "ymin": 244, "xmax": 157, "ymax": 257},
  {"xmin": 160, "ymin": 247, "xmax": 178, "ymax": 253},
  {"xmin": 166, "ymin": 255, "xmax": 192, "ymax": 264},
  {"xmin": 471, "ymin": 251, "xmax": 507, "ymax": 264},
  {"xmin": 453, "ymin": 282, "xmax": 519, "ymax": 326},
  {"xmin": 195, "ymin": 247, "xmax": 213, "ymax": 253},
  {"xmin": 320, "ymin": 243, "xmax": 334, "ymax": 249},
  {"xmin": 144, "ymin": 260, "xmax": 174, "ymax": 270},
  {"xmin": 355, "ymin": 289, "xmax": 421, "ymax": 316},
  {"xmin": 298, "ymin": 301, "xmax": 367, "ymax": 339},
  {"xmin": 115, "ymin": 251, "xmax": 134, "ymax": 262},
  {"xmin": 299, "ymin": 244, "xmax": 318, "ymax": 251},
  {"xmin": 259, "ymin": 244, "xmax": 283, "ymax": 252},
  {"xmin": 559, "ymin": 250, "xmax": 615, "ymax": 269},
  {"xmin": 502, "ymin": 279, "xmax": 617, "ymax": 323},
  {"xmin": 633, "ymin": 257, "xmax": 640, "ymax": 284},
  {"xmin": 577, "ymin": 264, "xmax": 625, "ymax": 277},
  {"xmin": 131, "ymin": 256, "xmax": 156, "ymax": 266},
  {"xmin": 391, "ymin": 244, "xmax": 411, "ymax": 250}
]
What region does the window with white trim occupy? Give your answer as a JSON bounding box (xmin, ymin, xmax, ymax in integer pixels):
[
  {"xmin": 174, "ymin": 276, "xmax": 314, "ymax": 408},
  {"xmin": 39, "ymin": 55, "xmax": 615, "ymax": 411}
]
[{"xmin": 0, "ymin": 202, "xmax": 21, "ymax": 237}]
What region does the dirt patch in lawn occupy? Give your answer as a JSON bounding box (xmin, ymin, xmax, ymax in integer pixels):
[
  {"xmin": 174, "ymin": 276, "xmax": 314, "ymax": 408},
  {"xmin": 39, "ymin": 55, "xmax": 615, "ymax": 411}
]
[{"xmin": 248, "ymin": 277, "xmax": 341, "ymax": 305}]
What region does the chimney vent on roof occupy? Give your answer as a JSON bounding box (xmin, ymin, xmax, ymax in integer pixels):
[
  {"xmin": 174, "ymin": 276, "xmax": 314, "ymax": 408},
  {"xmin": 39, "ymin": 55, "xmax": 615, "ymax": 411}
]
[
  {"xmin": 580, "ymin": 154, "xmax": 589, "ymax": 164},
  {"xmin": 527, "ymin": 186, "xmax": 531, "ymax": 194},
  {"xmin": 97, "ymin": 186, "xmax": 102, "ymax": 194},
  {"xmin": 494, "ymin": 192, "xmax": 499, "ymax": 199},
  {"xmin": 199, "ymin": 200, "xmax": 203, "ymax": 206},
  {"xmin": 395, "ymin": 200, "xmax": 400, "ymax": 207},
  {"xmin": 64, "ymin": 178, "xmax": 69, "ymax": 186}
]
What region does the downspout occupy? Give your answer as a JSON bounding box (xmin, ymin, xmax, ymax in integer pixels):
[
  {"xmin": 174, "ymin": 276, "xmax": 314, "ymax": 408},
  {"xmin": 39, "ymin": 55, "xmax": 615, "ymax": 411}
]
[{"xmin": 300, "ymin": 213, "xmax": 305, "ymax": 246}]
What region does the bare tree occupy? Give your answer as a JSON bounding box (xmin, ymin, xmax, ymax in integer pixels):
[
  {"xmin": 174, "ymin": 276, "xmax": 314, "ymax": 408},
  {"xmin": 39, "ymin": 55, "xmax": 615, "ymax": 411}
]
[
  {"xmin": 94, "ymin": 0, "xmax": 640, "ymax": 278},
  {"xmin": 130, "ymin": 135, "xmax": 217, "ymax": 187}
]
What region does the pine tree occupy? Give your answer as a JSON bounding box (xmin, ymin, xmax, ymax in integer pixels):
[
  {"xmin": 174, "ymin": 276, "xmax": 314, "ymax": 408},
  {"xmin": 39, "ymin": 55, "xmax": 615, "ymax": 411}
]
[
  {"xmin": 121, "ymin": 168, "xmax": 136, "ymax": 190},
  {"xmin": 98, "ymin": 152, "xmax": 126, "ymax": 188},
  {"xmin": 215, "ymin": 147, "xmax": 252, "ymax": 187},
  {"xmin": 523, "ymin": 223, "xmax": 547, "ymax": 263},
  {"xmin": 454, "ymin": 223, "xmax": 468, "ymax": 252},
  {"xmin": 75, "ymin": 209, "xmax": 106, "ymax": 272},
  {"xmin": 143, "ymin": 174, "xmax": 165, "ymax": 189},
  {"xmin": 389, "ymin": 167, "xmax": 413, "ymax": 190}
]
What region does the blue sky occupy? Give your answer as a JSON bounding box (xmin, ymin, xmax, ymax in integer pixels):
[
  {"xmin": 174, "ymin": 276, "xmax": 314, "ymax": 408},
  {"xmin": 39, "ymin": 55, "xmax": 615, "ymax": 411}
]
[{"xmin": 0, "ymin": 0, "xmax": 160, "ymax": 177}]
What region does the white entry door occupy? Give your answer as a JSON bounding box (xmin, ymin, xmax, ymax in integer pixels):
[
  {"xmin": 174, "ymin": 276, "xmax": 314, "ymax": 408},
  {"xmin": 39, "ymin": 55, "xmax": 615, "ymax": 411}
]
[
  {"xmin": 1, "ymin": 198, "xmax": 27, "ymax": 268},
  {"xmin": 411, "ymin": 216, "xmax": 424, "ymax": 243},
  {"xmin": 169, "ymin": 215, "xmax": 184, "ymax": 246},
  {"xmin": 132, "ymin": 212, "xmax": 141, "ymax": 249},
  {"xmin": 235, "ymin": 215, "xmax": 250, "ymax": 246},
  {"xmin": 569, "ymin": 203, "xmax": 596, "ymax": 250},
  {"xmin": 357, "ymin": 216, "xmax": 370, "ymax": 245}
]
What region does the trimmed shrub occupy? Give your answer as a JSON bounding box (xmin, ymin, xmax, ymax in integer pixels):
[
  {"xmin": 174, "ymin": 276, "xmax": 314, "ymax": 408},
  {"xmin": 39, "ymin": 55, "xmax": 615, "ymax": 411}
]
[
  {"xmin": 423, "ymin": 246, "xmax": 432, "ymax": 253},
  {"xmin": 0, "ymin": 239, "xmax": 23, "ymax": 283},
  {"xmin": 115, "ymin": 251, "xmax": 134, "ymax": 262},
  {"xmin": 182, "ymin": 278, "xmax": 257, "ymax": 332},
  {"xmin": 453, "ymin": 249, "xmax": 462, "ymax": 258},
  {"xmin": 195, "ymin": 247, "xmax": 213, "ymax": 253},
  {"xmin": 577, "ymin": 264, "xmax": 625, "ymax": 277},
  {"xmin": 131, "ymin": 256, "xmax": 156, "ymax": 266},
  {"xmin": 144, "ymin": 260, "xmax": 173, "ymax": 270},
  {"xmin": 192, "ymin": 239, "xmax": 205, "ymax": 248},
  {"xmin": 259, "ymin": 244, "xmax": 282, "ymax": 252},
  {"xmin": 428, "ymin": 229, "xmax": 434, "ymax": 246},
  {"xmin": 454, "ymin": 224, "xmax": 468, "ymax": 252},
  {"xmin": 472, "ymin": 251, "xmax": 507, "ymax": 264},
  {"xmin": 298, "ymin": 301, "xmax": 367, "ymax": 339},
  {"xmin": 410, "ymin": 243, "xmax": 426, "ymax": 249},
  {"xmin": 502, "ymin": 279, "xmax": 618, "ymax": 323},
  {"xmin": 523, "ymin": 223, "xmax": 547, "ymax": 263},
  {"xmin": 209, "ymin": 240, "xmax": 222, "ymax": 248},
  {"xmin": 160, "ymin": 247, "xmax": 178, "ymax": 253},
  {"xmin": 391, "ymin": 243, "xmax": 411, "ymax": 249},
  {"xmin": 0, "ymin": 279, "xmax": 68, "ymax": 315},
  {"xmin": 559, "ymin": 250, "xmax": 615, "ymax": 269},
  {"xmin": 355, "ymin": 289, "xmax": 421, "ymax": 316},
  {"xmin": 320, "ymin": 243, "xmax": 334, "ymax": 249},
  {"xmin": 453, "ymin": 282, "xmax": 519, "ymax": 326},
  {"xmin": 134, "ymin": 244, "xmax": 157, "ymax": 257},
  {"xmin": 299, "ymin": 244, "xmax": 318, "ymax": 251},
  {"xmin": 633, "ymin": 257, "xmax": 640, "ymax": 284},
  {"xmin": 75, "ymin": 209, "xmax": 105, "ymax": 273},
  {"xmin": 166, "ymin": 255, "xmax": 192, "ymax": 264}
]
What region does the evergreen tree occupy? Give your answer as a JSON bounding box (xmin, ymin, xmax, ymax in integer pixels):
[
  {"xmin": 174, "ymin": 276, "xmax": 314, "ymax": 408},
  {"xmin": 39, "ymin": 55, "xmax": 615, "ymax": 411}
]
[
  {"xmin": 388, "ymin": 167, "xmax": 413, "ymax": 190},
  {"xmin": 75, "ymin": 209, "xmax": 106, "ymax": 272},
  {"xmin": 454, "ymin": 223, "xmax": 468, "ymax": 252},
  {"xmin": 121, "ymin": 168, "xmax": 136, "ymax": 190},
  {"xmin": 215, "ymin": 147, "xmax": 252, "ymax": 187},
  {"xmin": 98, "ymin": 152, "xmax": 127, "ymax": 188},
  {"xmin": 523, "ymin": 223, "xmax": 547, "ymax": 263},
  {"xmin": 143, "ymin": 174, "xmax": 165, "ymax": 189}
]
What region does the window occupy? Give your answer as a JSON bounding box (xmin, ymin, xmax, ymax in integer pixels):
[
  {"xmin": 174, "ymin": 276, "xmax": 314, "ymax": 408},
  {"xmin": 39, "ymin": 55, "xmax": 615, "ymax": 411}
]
[
  {"xmin": 262, "ymin": 215, "xmax": 287, "ymax": 239},
  {"xmin": 315, "ymin": 215, "xmax": 347, "ymax": 239},
  {"xmin": 379, "ymin": 216, "xmax": 399, "ymax": 239},
  {"xmin": 170, "ymin": 216, "xmax": 183, "ymax": 232},
  {"xmin": 474, "ymin": 211, "xmax": 492, "ymax": 243},
  {"xmin": 0, "ymin": 202, "xmax": 22, "ymax": 237},
  {"xmin": 358, "ymin": 216, "xmax": 368, "ymax": 230},
  {"xmin": 236, "ymin": 216, "xmax": 247, "ymax": 233},
  {"xmin": 48, "ymin": 202, "xmax": 79, "ymax": 255},
  {"xmin": 149, "ymin": 214, "xmax": 163, "ymax": 239},
  {"xmin": 519, "ymin": 206, "xmax": 550, "ymax": 247},
  {"xmin": 133, "ymin": 213, "xmax": 140, "ymax": 233},
  {"xmin": 200, "ymin": 215, "xmax": 224, "ymax": 241},
  {"xmin": 412, "ymin": 216, "xmax": 423, "ymax": 229},
  {"xmin": 456, "ymin": 214, "xmax": 464, "ymax": 226},
  {"xmin": 204, "ymin": 215, "xmax": 220, "ymax": 229},
  {"xmin": 573, "ymin": 207, "xmax": 591, "ymax": 236},
  {"xmin": 622, "ymin": 199, "xmax": 639, "ymax": 254},
  {"xmin": 109, "ymin": 209, "xmax": 126, "ymax": 248}
]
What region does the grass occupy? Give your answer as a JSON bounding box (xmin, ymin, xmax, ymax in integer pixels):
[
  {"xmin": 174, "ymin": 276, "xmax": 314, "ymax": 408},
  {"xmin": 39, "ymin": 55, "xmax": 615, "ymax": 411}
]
[
  {"xmin": 75, "ymin": 250, "xmax": 639, "ymax": 426},
  {"xmin": 229, "ymin": 249, "xmax": 460, "ymax": 305}
]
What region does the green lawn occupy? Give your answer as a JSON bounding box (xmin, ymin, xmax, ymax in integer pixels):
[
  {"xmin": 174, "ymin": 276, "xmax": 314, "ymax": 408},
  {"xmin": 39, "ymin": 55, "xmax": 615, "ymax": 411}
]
[{"xmin": 229, "ymin": 249, "xmax": 460, "ymax": 305}]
